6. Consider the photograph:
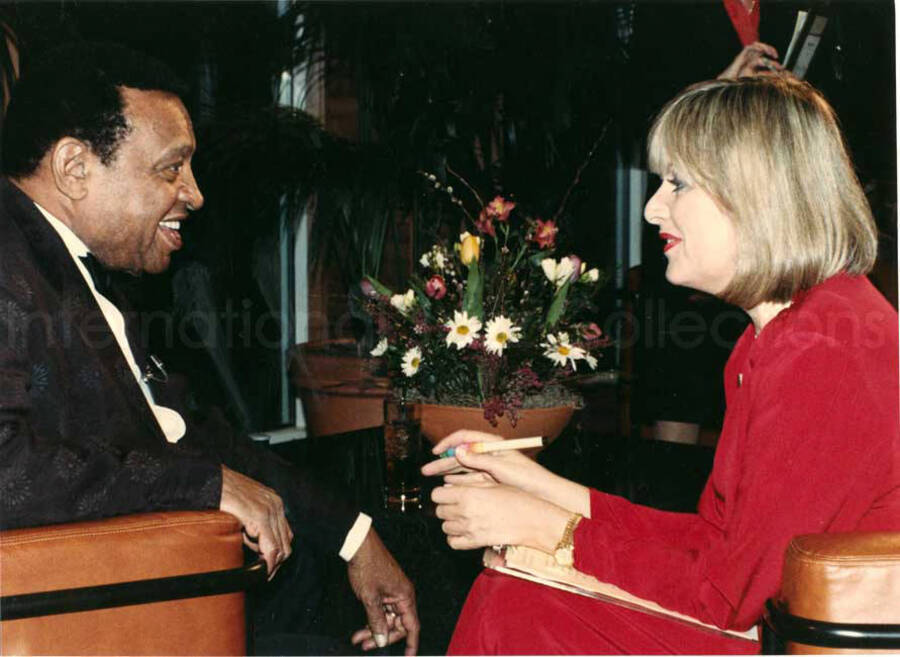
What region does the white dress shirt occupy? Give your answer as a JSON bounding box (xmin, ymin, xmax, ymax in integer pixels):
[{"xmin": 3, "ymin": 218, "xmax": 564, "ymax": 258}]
[{"xmin": 37, "ymin": 203, "xmax": 371, "ymax": 560}]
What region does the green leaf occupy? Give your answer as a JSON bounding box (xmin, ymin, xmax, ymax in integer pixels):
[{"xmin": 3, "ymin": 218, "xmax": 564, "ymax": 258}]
[
  {"xmin": 529, "ymin": 251, "xmax": 553, "ymax": 267},
  {"xmin": 365, "ymin": 275, "xmax": 392, "ymax": 297},
  {"xmin": 410, "ymin": 280, "xmax": 433, "ymax": 316},
  {"xmin": 544, "ymin": 280, "xmax": 571, "ymax": 329},
  {"xmin": 462, "ymin": 263, "xmax": 484, "ymax": 319}
]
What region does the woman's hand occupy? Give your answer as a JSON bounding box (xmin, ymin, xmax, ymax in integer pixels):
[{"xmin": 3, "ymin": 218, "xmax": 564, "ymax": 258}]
[
  {"xmin": 421, "ymin": 429, "xmax": 592, "ymax": 517},
  {"xmin": 719, "ymin": 41, "xmax": 783, "ymax": 79},
  {"xmin": 432, "ymin": 481, "xmax": 571, "ymax": 552},
  {"xmin": 421, "ymin": 430, "xmax": 546, "ymax": 492}
]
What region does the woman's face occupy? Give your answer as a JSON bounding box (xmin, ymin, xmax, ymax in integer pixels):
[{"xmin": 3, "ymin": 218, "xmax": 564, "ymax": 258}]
[{"xmin": 644, "ymin": 167, "xmax": 738, "ymax": 297}]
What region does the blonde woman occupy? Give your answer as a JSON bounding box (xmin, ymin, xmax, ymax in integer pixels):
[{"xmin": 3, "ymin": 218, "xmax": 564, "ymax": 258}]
[{"xmin": 424, "ymin": 76, "xmax": 899, "ymax": 654}]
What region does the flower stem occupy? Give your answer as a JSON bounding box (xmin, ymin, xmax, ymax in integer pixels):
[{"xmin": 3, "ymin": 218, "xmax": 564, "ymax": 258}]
[
  {"xmin": 508, "ymin": 241, "xmax": 528, "ymax": 273},
  {"xmin": 447, "ymin": 164, "xmax": 485, "ymax": 209},
  {"xmin": 551, "ymin": 120, "xmax": 610, "ymax": 224}
]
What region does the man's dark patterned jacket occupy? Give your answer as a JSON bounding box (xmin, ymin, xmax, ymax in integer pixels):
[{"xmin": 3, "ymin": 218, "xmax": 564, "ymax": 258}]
[{"xmin": 0, "ymin": 179, "xmax": 357, "ymax": 555}]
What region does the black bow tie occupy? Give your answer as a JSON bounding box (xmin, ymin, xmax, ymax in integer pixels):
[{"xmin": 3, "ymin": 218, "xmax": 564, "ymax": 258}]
[{"xmin": 79, "ymin": 253, "xmax": 115, "ymax": 298}]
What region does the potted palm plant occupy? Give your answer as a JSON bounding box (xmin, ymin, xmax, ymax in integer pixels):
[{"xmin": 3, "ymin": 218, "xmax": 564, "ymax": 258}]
[{"xmin": 289, "ymin": 148, "xmax": 403, "ymax": 438}]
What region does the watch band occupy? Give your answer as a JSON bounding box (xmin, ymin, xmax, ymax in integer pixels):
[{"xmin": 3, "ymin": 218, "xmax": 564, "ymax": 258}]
[{"xmin": 553, "ymin": 512, "xmax": 583, "ymax": 566}]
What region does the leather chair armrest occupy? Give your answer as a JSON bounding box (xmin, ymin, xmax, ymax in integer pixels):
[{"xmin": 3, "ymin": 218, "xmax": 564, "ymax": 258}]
[
  {"xmin": 780, "ymin": 532, "xmax": 900, "ymax": 625},
  {"xmin": 1, "ymin": 511, "xmax": 254, "ymax": 656},
  {"xmin": 765, "ymin": 531, "xmax": 900, "ymax": 653}
]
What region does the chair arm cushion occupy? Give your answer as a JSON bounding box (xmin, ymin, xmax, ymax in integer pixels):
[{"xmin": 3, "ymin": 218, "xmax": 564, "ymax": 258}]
[
  {"xmin": 779, "ymin": 531, "xmax": 900, "ymax": 624},
  {"xmin": 1, "ymin": 511, "xmax": 247, "ymax": 656}
]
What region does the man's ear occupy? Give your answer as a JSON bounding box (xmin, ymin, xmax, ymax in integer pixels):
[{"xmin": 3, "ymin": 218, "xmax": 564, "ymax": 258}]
[{"xmin": 49, "ymin": 138, "xmax": 93, "ymax": 200}]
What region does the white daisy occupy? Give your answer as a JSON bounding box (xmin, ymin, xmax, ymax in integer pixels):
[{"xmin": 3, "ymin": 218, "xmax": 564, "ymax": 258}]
[
  {"xmin": 585, "ymin": 353, "xmax": 598, "ymax": 370},
  {"xmin": 390, "ymin": 289, "xmax": 416, "ymax": 315},
  {"xmin": 542, "ymin": 332, "xmax": 587, "ymax": 369},
  {"xmin": 369, "ymin": 337, "xmax": 388, "ymax": 357},
  {"xmin": 484, "ymin": 315, "xmax": 521, "ymax": 356},
  {"xmin": 445, "ymin": 310, "xmax": 482, "ymax": 350},
  {"xmin": 401, "ymin": 346, "xmax": 423, "ymax": 377}
]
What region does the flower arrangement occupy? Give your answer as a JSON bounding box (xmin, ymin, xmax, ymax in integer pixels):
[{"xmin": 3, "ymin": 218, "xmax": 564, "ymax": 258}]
[{"xmin": 363, "ymin": 171, "xmax": 610, "ymax": 426}]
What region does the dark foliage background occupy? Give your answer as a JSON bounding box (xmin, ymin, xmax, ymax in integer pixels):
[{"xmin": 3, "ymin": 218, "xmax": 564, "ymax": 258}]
[{"xmin": 2, "ymin": 1, "xmax": 894, "ymax": 431}]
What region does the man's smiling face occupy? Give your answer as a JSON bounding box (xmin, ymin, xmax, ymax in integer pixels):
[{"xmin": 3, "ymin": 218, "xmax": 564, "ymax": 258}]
[{"xmin": 73, "ymin": 87, "xmax": 204, "ymax": 274}]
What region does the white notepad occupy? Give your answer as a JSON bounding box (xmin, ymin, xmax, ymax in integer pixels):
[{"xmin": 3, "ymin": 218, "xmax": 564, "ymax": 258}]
[{"xmin": 484, "ymin": 545, "xmax": 759, "ymax": 642}]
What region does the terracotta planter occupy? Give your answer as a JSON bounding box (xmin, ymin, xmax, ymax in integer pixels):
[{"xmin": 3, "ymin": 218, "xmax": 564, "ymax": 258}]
[
  {"xmin": 289, "ymin": 339, "xmax": 390, "ymax": 437},
  {"xmin": 418, "ymin": 403, "xmax": 576, "ymax": 450}
]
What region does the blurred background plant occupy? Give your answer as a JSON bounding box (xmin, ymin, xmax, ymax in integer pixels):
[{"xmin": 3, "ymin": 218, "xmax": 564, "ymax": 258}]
[
  {"xmin": 0, "ymin": 5, "xmax": 19, "ymax": 128},
  {"xmin": 284, "ymin": 1, "xmax": 622, "ymax": 356},
  {"xmin": 4, "ymin": 1, "xmax": 893, "ymax": 438}
]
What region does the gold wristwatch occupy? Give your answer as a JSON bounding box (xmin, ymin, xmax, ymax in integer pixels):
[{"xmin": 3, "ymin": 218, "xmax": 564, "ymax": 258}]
[{"xmin": 553, "ymin": 512, "xmax": 583, "ymax": 566}]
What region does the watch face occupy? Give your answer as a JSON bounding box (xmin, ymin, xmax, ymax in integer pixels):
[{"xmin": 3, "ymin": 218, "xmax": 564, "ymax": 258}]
[{"xmin": 555, "ymin": 547, "xmax": 574, "ymax": 567}]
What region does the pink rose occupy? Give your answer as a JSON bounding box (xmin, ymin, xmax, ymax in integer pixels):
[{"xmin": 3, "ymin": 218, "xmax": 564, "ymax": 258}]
[{"xmin": 425, "ymin": 275, "xmax": 447, "ymax": 299}]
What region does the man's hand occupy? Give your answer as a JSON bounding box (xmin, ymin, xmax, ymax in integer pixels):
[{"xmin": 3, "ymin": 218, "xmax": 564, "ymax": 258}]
[
  {"xmin": 348, "ymin": 529, "xmax": 419, "ymax": 655},
  {"xmin": 219, "ymin": 465, "xmax": 293, "ymax": 579}
]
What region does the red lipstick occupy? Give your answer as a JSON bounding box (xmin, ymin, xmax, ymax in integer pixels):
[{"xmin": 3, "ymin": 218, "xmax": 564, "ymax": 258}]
[{"xmin": 659, "ymin": 232, "xmax": 681, "ymax": 253}]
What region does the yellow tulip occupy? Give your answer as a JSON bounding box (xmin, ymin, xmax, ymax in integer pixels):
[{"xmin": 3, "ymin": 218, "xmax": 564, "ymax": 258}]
[{"xmin": 459, "ymin": 232, "xmax": 480, "ymax": 265}]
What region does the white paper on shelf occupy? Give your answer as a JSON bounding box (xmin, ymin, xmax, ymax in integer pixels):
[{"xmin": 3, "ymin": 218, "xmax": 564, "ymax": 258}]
[{"xmin": 784, "ymin": 11, "xmax": 829, "ymax": 79}]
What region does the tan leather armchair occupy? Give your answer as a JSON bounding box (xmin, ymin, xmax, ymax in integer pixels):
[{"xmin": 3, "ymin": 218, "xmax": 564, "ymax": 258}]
[
  {"xmin": 0, "ymin": 511, "xmax": 265, "ymax": 656},
  {"xmin": 764, "ymin": 532, "xmax": 900, "ymax": 653}
]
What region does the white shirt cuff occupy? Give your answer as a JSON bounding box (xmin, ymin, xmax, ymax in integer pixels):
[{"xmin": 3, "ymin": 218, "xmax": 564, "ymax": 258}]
[{"xmin": 339, "ymin": 512, "xmax": 372, "ymax": 561}]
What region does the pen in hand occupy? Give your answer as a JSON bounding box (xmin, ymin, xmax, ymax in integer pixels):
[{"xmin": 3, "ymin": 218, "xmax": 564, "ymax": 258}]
[{"xmin": 440, "ymin": 436, "xmax": 544, "ymax": 458}]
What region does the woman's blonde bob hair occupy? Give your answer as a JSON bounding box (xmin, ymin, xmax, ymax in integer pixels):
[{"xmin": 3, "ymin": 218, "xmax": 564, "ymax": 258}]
[{"xmin": 648, "ymin": 76, "xmax": 877, "ymax": 308}]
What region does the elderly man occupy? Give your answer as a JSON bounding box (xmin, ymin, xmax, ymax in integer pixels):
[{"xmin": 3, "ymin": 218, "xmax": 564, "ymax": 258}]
[{"xmin": 0, "ymin": 42, "xmax": 417, "ymax": 654}]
